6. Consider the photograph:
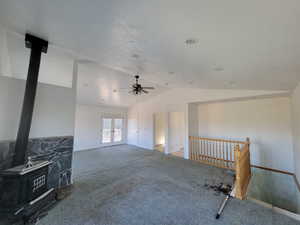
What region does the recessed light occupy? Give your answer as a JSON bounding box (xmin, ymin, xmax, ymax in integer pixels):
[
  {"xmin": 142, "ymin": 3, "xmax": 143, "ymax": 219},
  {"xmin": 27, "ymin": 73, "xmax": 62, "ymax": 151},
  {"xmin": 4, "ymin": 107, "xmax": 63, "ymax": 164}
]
[
  {"xmin": 225, "ymin": 81, "xmax": 236, "ymax": 88},
  {"xmin": 185, "ymin": 38, "xmax": 199, "ymax": 45},
  {"xmin": 214, "ymin": 66, "xmax": 224, "ymax": 72},
  {"xmin": 132, "ymin": 54, "xmax": 140, "ymax": 59}
]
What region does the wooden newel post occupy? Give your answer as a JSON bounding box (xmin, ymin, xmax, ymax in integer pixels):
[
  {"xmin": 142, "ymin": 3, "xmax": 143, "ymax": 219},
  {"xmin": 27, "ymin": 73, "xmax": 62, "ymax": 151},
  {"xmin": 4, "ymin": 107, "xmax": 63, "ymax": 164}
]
[
  {"xmin": 234, "ymin": 138, "xmax": 251, "ymax": 200},
  {"xmin": 234, "ymin": 144, "xmax": 242, "ymax": 199}
]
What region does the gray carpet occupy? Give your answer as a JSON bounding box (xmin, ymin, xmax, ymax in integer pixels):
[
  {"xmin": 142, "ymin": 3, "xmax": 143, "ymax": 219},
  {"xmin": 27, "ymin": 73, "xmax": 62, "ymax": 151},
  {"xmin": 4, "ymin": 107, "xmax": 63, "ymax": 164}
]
[{"xmin": 38, "ymin": 145, "xmax": 300, "ymax": 225}]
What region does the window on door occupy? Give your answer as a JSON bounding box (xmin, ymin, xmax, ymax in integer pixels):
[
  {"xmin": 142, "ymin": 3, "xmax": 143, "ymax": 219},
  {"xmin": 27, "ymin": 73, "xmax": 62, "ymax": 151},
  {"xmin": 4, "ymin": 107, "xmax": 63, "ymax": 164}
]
[
  {"xmin": 102, "ymin": 118, "xmax": 112, "ymax": 143},
  {"xmin": 113, "ymin": 119, "xmax": 123, "ymax": 142},
  {"xmin": 101, "ymin": 117, "xmax": 124, "ymax": 144}
]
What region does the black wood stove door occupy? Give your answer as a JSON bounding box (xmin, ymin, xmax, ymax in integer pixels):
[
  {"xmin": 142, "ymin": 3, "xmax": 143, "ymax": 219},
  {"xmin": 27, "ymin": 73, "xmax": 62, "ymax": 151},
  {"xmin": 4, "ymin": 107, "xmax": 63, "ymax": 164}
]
[{"xmin": 27, "ymin": 166, "xmax": 49, "ymax": 202}]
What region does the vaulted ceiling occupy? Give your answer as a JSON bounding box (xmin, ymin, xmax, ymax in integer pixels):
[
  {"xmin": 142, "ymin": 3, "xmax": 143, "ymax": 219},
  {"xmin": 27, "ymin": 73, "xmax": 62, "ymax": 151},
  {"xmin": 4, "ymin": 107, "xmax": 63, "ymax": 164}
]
[{"xmin": 0, "ymin": 0, "xmax": 300, "ymax": 106}]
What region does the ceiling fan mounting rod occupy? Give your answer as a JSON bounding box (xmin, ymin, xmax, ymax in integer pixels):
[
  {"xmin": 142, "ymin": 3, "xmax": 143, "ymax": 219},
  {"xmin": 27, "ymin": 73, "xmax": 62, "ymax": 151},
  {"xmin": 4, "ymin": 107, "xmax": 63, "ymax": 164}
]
[{"xmin": 135, "ymin": 75, "xmax": 139, "ymax": 84}]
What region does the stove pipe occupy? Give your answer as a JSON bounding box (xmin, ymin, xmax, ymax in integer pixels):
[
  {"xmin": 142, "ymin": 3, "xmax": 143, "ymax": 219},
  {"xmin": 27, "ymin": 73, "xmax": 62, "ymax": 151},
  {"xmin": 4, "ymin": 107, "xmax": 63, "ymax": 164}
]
[{"xmin": 12, "ymin": 34, "xmax": 48, "ymax": 167}]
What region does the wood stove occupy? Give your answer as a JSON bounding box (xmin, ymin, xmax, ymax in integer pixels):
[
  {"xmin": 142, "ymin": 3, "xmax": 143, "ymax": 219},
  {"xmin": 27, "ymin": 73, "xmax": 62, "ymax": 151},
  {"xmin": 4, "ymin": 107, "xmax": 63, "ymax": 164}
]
[
  {"xmin": 0, "ymin": 158, "xmax": 54, "ymax": 219},
  {"xmin": 0, "ymin": 34, "xmax": 56, "ymax": 223},
  {"xmin": 0, "ymin": 33, "xmax": 67, "ymax": 223}
]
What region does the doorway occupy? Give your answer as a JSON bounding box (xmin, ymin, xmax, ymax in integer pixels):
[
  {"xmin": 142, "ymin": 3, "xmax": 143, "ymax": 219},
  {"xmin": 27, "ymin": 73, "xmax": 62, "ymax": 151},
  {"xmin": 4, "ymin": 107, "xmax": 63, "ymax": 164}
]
[
  {"xmin": 154, "ymin": 113, "xmax": 166, "ymax": 152},
  {"xmin": 169, "ymin": 111, "xmax": 185, "ymax": 158},
  {"xmin": 101, "ymin": 117, "xmax": 124, "ymax": 145}
]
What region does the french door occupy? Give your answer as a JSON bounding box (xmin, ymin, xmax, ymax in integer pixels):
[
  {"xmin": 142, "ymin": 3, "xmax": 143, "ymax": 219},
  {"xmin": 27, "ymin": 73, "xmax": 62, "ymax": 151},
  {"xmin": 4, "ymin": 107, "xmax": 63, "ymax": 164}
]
[{"xmin": 101, "ymin": 117, "xmax": 124, "ymax": 145}]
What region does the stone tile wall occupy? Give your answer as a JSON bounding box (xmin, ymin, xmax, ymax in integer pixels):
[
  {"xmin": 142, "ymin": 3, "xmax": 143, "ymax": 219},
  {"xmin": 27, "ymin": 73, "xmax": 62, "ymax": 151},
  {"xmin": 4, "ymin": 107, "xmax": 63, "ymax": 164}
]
[{"xmin": 0, "ymin": 136, "xmax": 73, "ymax": 189}]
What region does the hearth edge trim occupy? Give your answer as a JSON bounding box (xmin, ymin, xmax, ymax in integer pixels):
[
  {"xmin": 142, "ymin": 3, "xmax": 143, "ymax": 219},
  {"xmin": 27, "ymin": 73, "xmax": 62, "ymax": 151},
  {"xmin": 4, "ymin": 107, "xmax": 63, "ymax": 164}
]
[
  {"xmin": 29, "ymin": 188, "xmax": 54, "ymax": 205},
  {"xmin": 1, "ymin": 161, "xmax": 52, "ymax": 175}
]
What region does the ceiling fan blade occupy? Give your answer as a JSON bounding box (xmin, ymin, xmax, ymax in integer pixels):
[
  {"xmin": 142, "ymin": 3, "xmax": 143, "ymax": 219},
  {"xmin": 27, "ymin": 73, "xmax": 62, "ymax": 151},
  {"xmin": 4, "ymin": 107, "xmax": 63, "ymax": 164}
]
[
  {"xmin": 142, "ymin": 89, "xmax": 149, "ymax": 94},
  {"xmin": 142, "ymin": 87, "xmax": 155, "ymax": 90}
]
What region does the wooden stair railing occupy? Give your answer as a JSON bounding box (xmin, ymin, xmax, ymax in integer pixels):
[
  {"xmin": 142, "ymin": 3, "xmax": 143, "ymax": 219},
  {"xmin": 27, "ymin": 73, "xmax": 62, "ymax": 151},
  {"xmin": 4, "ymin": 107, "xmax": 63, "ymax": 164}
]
[{"xmin": 189, "ymin": 136, "xmax": 251, "ymax": 200}]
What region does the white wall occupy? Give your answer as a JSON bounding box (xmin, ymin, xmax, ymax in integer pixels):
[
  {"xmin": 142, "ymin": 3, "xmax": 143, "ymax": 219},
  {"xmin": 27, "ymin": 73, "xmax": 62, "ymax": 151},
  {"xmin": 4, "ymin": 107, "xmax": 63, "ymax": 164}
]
[
  {"xmin": 127, "ymin": 107, "xmax": 138, "ymax": 146},
  {"xmin": 0, "ymin": 27, "xmax": 77, "ymax": 140},
  {"xmin": 74, "ymin": 104, "xmax": 128, "ymax": 151},
  {"xmin": 197, "ymin": 97, "xmax": 294, "ymax": 172},
  {"xmin": 292, "ymin": 83, "xmax": 300, "ymax": 183},
  {"xmin": 0, "ymin": 76, "xmax": 76, "ymax": 141},
  {"xmin": 127, "ymin": 87, "xmax": 288, "ymax": 151},
  {"xmin": 168, "ymin": 112, "xmax": 185, "ymax": 153},
  {"xmin": 0, "ymin": 26, "xmax": 74, "ymax": 88},
  {"xmin": 188, "ymin": 103, "xmax": 199, "ymax": 137},
  {"xmin": 291, "ymin": 82, "xmax": 300, "ymax": 213}
]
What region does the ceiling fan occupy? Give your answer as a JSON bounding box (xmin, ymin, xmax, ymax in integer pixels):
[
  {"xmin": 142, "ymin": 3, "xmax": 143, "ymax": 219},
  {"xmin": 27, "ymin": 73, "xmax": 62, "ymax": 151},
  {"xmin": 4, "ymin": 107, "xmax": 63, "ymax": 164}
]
[{"xmin": 128, "ymin": 75, "xmax": 155, "ymax": 95}]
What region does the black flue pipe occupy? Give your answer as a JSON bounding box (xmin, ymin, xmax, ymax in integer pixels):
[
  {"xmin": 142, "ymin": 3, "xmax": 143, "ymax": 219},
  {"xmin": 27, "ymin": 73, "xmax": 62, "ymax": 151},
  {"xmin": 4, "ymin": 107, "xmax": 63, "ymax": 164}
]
[{"xmin": 12, "ymin": 34, "xmax": 48, "ymax": 167}]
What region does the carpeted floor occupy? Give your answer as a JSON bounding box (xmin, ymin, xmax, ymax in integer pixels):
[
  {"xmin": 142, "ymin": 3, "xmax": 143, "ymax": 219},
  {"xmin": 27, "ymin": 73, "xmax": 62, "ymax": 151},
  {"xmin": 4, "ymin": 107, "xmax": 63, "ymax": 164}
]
[{"xmin": 38, "ymin": 145, "xmax": 300, "ymax": 225}]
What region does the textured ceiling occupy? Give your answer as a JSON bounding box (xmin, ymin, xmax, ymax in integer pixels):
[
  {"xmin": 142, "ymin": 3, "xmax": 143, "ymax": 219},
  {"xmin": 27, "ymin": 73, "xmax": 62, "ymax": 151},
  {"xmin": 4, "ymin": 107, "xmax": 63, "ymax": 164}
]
[
  {"xmin": 77, "ymin": 63, "xmax": 168, "ymax": 107},
  {"xmin": 0, "ymin": 0, "xmax": 300, "ymax": 104}
]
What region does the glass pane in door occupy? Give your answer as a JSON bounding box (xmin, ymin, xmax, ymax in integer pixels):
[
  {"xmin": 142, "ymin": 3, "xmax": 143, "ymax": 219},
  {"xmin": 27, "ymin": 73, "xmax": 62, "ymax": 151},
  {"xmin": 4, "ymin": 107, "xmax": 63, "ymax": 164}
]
[
  {"xmin": 113, "ymin": 119, "xmax": 123, "ymax": 142},
  {"xmin": 102, "ymin": 118, "xmax": 112, "ymax": 143}
]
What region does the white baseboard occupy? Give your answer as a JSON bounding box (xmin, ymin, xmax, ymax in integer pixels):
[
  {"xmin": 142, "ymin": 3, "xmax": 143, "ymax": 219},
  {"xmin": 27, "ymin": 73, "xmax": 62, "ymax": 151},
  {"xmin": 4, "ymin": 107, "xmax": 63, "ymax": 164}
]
[{"xmin": 74, "ymin": 142, "xmax": 126, "ymax": 152}]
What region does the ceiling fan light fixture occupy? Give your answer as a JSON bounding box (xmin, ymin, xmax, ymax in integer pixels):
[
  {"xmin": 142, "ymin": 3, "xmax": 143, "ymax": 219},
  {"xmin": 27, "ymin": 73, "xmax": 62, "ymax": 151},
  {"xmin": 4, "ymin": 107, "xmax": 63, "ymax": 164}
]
[
  {"xmin": 128, "ymin": 75, "xmax": 155, "ymax": 95},
  {"xmin": 185, "ymin": 38, "xmax": 199, "ymax": 45}
]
